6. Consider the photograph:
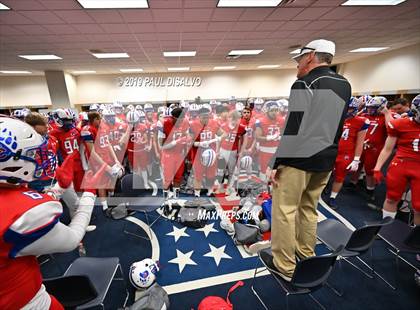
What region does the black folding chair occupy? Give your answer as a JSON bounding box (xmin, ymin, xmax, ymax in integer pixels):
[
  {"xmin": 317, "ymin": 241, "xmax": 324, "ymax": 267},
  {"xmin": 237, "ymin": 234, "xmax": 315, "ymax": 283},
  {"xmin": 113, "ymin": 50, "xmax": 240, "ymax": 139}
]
[
  {"xmin": 44, "ymin": 257, "xmax": 129, "ymax": 309},
  {"xmin": 317, "ymin": 217, "xmax": 395, "ymax": 290},
  {"xmin": 120, "ymin": 173, "xmax": 165, "ymax": 240},
  {"xmin": 251, "ymin": 247, "xmax": 343, "ymax": 310},
  {"xmin": 378, "ymin": 219, "xmax": 420, "ymax": 284}
]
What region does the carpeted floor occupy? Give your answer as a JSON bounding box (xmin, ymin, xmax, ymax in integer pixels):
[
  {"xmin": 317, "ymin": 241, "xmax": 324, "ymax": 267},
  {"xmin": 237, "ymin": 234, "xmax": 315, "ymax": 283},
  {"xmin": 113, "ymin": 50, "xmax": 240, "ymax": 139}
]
[{"xmin": 40, "ymin": 182, "xmax": 420, "ymax": 310}]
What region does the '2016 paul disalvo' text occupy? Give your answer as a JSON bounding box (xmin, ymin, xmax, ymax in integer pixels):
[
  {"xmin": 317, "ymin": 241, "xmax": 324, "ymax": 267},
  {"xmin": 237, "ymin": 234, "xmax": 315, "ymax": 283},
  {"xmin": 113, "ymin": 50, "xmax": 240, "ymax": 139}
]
[{"xmin": 117, "ymin": 76, "xmax": 202, "ymax": 88}]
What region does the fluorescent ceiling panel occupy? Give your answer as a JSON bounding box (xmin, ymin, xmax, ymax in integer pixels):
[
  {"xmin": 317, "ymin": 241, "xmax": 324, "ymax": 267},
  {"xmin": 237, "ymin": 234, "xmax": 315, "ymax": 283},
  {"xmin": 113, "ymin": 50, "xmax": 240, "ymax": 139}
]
[
  {"xmin": 120, "ymin": 68, "xmax": 144, "ymax": 72},
  {"xmin": 72, "ymin": 70, "xmax": 96, "ymax": 74},
  {"xmin": 163, "ymin": 51, "xmax": 197, "ymax": 57},
  {"xmin": 214, "ymin": 66, "xmax": 236, "ymax": 70},
  {"xmin": 350, "ymin": 47, "xmax": 389, "ymax": 52},
  {"xmin": 167, "ymin": 67, "xmax": 190, "ymax": 71},
  {"xmin": 218, "ymin": 0, "xmax": 283, "ymax": 7},
  {"xmin": 19, "ymin": 54, "xmax": 62, "ymax": 60},
  {"xmin": 92, "ymin": 53, "xmax": 130, "ymax": 59},
  {"xmin": 0, "ymin": 70, "xmax": 31, "ymax": 74},
  {"xmin": 77, "ymin": 0, "xmax": 149, "ymax": 9},
  {"xmin": 0, "ymin": 3, "xmax": 10, "ymax": 10},
  {"xmin": 342, "ymin": 0, "xmax": 406, "ymax": 6},
  {"xmin": 229, "ymin": 49, "xmax": 263, "ymax": 56},
  {"xmin": 258, "ymin": 65, "xmax": 281, "ymax": 69}
]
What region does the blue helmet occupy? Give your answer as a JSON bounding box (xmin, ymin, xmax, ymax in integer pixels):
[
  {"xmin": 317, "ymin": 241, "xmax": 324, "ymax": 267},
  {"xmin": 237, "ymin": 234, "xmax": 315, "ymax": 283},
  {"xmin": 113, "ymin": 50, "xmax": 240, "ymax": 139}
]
[
  {"xmin": 365, "ymin": 96, "xmax": 387, "ymax": 115},
  {"xmin": 411, "ymin": 94, "xmax": 420, "ymax": 122},
  {"xmin": 347, "ymin": 97, "xmax": 359, "ymax": 118}
]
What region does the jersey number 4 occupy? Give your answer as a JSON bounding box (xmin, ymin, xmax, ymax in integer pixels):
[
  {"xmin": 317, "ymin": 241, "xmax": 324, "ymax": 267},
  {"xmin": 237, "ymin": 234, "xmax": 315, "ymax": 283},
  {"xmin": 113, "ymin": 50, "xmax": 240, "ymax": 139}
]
[
  {"xmin": 413, "ymin": 138, "xmax": 419, "ymax": 152},
  {"xmin": 64, "ymin": 139, "xmax": 79, "ymax": 154}
]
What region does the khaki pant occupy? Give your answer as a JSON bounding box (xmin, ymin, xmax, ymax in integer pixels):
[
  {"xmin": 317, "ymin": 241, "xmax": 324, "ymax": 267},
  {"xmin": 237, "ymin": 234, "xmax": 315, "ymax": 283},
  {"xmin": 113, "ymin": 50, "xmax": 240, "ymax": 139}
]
[{"xmin": 271, "ymin": 166, "xmax": 330, "ymax": 277}]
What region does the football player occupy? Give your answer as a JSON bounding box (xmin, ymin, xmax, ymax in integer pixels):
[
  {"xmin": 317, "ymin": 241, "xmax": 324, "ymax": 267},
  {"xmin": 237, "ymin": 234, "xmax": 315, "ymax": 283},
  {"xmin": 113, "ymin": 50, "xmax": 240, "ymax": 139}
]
[
  {"xmin": 255, "ymin": 101, "xmax": 285, "ymax": 183},
  {"xmin": 158, "ymin": 107, "xmax": 190, "ymax": 198},
  {"xmin": 0, "ymin": 116, "xmax": 96, "ymax": 310},
  {"xmin": 253, "ymin": 98, "xmax": 265, "ymax": 120},
  {"xmin": 113, "ymin": 101, "xmax": 126, "ymax": 123},
  {"xmin": 328, "ymin": 97, "xmax": 370, "ymax": 209},
  {"xmin": 374, "ymin": 94, "xmax": 420, "ymax": 225}
]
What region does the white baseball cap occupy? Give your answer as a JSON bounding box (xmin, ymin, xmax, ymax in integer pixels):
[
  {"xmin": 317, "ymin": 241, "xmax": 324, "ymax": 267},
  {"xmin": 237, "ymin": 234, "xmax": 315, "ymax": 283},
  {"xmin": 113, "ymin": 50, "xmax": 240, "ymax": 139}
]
[{"xmin": 292, "ymin": 39, "xmax": 335, "ymax": 60}]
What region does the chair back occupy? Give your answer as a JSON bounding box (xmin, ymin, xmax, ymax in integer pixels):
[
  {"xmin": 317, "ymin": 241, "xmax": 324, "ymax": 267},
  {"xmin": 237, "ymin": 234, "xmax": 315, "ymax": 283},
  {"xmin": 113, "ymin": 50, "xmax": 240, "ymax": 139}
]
[
  {"xmin": 291, "ymin": 246, "xmax": 342, "ymax": 289},
  {"xmin": 43, "ymin": 275, "xmax": 98, "ymax": 308},
  {"xmin": 346, "ymin": 217, "xmax": 393, "ymax": 253},
  {"xmin": 404, "ymin": 225, "xmax": 420, "ymax": 250},
  {"xmin": 120, "ymin": 173, "xmax": 150, "ymax": 197}
]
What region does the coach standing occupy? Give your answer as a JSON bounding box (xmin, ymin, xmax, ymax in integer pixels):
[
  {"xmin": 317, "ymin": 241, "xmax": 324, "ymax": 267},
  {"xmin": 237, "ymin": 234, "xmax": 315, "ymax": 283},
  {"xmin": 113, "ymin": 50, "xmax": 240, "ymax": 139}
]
[{"xmin": 264, "ymin": 39, "xmax": 351, "ymax": 281}]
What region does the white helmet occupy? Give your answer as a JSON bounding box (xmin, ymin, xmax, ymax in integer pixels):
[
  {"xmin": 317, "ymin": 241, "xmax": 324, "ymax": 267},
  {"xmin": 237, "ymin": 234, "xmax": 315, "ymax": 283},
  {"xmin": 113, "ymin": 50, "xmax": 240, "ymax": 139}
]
[
  {"xmin": 240, "ymin": 155, "xmax": 253, "ymax": 170},
  {"xmin": 201, "ymin": 148, "xmax": 216, "ymax": 167},
  {"xmin": 277, "ymin": 99, "xmax": 289, "ymax": 113},
  {"xmin": 263, "ymin": 101, "xmax": 280, "ymax": 113},
  {"xmin": 113, "ymin": 101, "xmax": 124, "ymax": 114},
  {"xmin": 235, "ymin": 102, "xmax": 244, "ymax": 112},
  {"xmin": 180, "ymin": 100, "xmax": 189, "ymax": 109},
  {"xmin": 365, "ymin": 96, "xmax": 387, "ymax": 115},
  {"xmin": 202, "ymin": 103, "xmax": 212, "ymax": 113},
  {"xmin": 411, "ymin": 94, "xmax": 420, "ymax": 123},
  {"xmin": 89, "ymin": 103, "xmax": 99, "ymax": 111},
  {"xmin": 157, "ymin": 106, "xmax": 166, "ymax": 114},
  {"xmin": 126, "ymin": 110, "xmax": 140, "ymax": 124},
  {"xmin": 129, "ymin": 259, "xmax": 159, "ymax": 289},
  {"xmin": 12, "ymin": 109, "xmax": 30, "ymax": 120},
  {"xmin": 209, "ymin": 100, "xmax": 218, "ymax": 107},
  {"xmin": 254, "ymin": 98, "xmax": 264, "ymax": 110},
  {"xmin": 79, "ymin": 111, "xmax": 88, "ymax": 122},
  {"xmin": 127, "ymin": 104, "xmax": 135, "ymax": 112},
  {"xmin": 0, "ymin": 117, "xmax": 56, "ymax": 184},
  {"xmin": 135, "ymin": 104, "xmax": 143, "ymax": 111},
  {"xmin": 144, "ymin": 103, "xmax": 154, "ymax": 113},
  {"xmin": 53, "ymin": 108, "xmax": 75, "ymax": 129},
  {"xmin": 102, "ymin": 108, "xmax": 116, "ymax": 124}
]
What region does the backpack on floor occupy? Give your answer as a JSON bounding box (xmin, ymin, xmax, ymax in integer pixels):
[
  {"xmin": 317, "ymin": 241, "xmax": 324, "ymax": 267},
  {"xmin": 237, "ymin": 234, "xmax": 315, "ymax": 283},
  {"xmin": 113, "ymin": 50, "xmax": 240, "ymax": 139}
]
[
  {"xmin": 175, "ymin": 207, "xmax": 207, "ymax": 228},
  {"xmin": 197, "ymin": 281, "xmax": 244, "ymax": 310}
]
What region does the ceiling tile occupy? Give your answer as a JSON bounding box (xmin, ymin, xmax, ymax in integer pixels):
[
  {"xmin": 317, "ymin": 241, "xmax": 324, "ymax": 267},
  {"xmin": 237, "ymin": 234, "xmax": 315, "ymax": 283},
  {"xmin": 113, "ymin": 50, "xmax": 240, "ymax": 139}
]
[
  {"xmin": 14, "ymin": 25, "xmax": 50, "ymax": 35},
  {"xmin": 44, "ymin": 24, "xmax": 79, "ymax": 35},
  {"xmin": 304, "ymin": 20, "xmax": 335, "ymax": 30},
  {"xmin": 184, "ymin": 0, "xmax": 217, "ymax": 8},
  {"xmin": 208, "ymin": 22, "xmax": 234, "ymax": 32},
  {"xmin": 212, "ymin": 8, "xmax": 244, "ymax": 21},
  {"xmin": 267, "ymin": 8, "xmax": 305, "ymax": 21},
  {"xmin": 88, "ymin": 10, "xmax": 124, "ymax": 23},
  {"xmin": 119, "ymin": 10, "xmax": 153, "ymax": 23},
  {"xmin": 20, "ymin": 11, "xmax": 64, "ymax": 24},
  {"xmin": 256, "ymin": 21, "xmax": 285, "ymax": 31},
  {"xmin": 319, "ymin": 6, "xmax": 362, "ymax": 20},
  {"xmin": 101, "ymin": 24, "xmax": 130, "ymax": 34},
  {"xmin": 55, "ymin": 10, "xmax": 95, "ymax": 24},
  {"xmin": 183, "ymin": 9, "xmax": 214, "ymax": 21},
  {"xmin": 136, "ymin": 33, "xmax": 157, "ymax": 41},
  {"xmin": 239, "ymin": 8, "xmax": 274, "ymax": 21},
  {"xmin": 152, "ymin": 9, "xmax": 183, "ymax": 22},
  {"xmin": 0, "ymin": 12, "xmax": 34, "ymax": 24},
  {"xmin": 293, "ymin": 7, "xmax": 333, "ymax": 20},
  {"xmin": 281, "ymin": 20, "xmax": 311, "ymax": 30},
  {"xmin": 155, "ymin": 22, "xmax": 182, "ymax": 32},
  {"xmin": 0, "ymin": 25, "xmax": 26, "ymax": 35},
  {"xmin": 149, "ymin": 0, "xmax": 183, "ymax": 9},
  {"xmin": 1, "ymin": 0, "xmax": 46, "ymax": 10},
  {"xmin": 38, "ymin": 0, "xmax": 82, "ymax": 10},
  {"xmin": 232, "ymin": 21, "xmax": 260, "ymax": 31},
  {"xmin": 182, "ymin": 22, "xmax": 209, "ymax": 32},
  {"xmin": 73, "ymin": 24, "xmax": 105, "ymax": 34},
  {"xmin": 129, "ymin": 23, "xmax": 156, "ymax": 33},
  {"xmin": 158, "ymin": 33, "xmax": 180, "ymax": 41}
]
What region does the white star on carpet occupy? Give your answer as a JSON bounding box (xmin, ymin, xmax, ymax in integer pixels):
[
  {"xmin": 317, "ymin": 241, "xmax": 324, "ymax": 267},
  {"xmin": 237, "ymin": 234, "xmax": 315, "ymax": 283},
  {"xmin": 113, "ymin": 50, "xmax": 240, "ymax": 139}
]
[
  {"xmin": 204, "ymin": 244, "xmax": 232, "ymax": 266},
  {"xmin": 196, "ymin": 222, "xmax": 218, "ymax": 237},
  {"xmin": 166, "ymin": 226, "xmax": 190, "ymax": 242},
  {"xmin": 169, "ymin": 249, "xmax": 197, "ymax": 273}
]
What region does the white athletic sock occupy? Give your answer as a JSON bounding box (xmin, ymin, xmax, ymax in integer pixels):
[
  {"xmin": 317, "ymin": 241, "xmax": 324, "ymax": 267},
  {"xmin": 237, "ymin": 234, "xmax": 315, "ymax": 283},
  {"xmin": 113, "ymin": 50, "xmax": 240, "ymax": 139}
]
[
  {"xmin": 382, "ymin": 210, "xmax": 397, "ymax": 219},
  {"xmin": 173, "ymin": 187, "xmax": 179, "ymax": 198},
  {"xmin": 366, "ymin": 186, "xmax": 375, "ymax": 191},
  {"xmin": 101, "ymin": 200, "xmax": 108, "ymax": 211},
  {"xmin": 141, "ymin": 170, "xmax": 149, "ymax": 188},
  {"xmin": 330, "ymin": 192, "xmax": 338, "ymax": 199}
]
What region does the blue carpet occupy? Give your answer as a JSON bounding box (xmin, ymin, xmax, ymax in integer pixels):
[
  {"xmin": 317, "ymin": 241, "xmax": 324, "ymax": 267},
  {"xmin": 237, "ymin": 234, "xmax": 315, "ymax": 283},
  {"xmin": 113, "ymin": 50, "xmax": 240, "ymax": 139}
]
[{"xmin": 41, "ymin": 186, "xmax": 420, "ymax": 309}]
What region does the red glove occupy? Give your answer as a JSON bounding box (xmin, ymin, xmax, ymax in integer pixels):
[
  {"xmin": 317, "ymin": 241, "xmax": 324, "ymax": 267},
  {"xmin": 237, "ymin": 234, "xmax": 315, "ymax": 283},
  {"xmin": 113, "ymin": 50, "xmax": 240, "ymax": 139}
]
[
  {"xmin": 373, "ymin": 170, "xmax": 384, "ymax": 184},
  {"xmin": 55, "ymin": 153, "xmax": 75, "ymax": 189}
]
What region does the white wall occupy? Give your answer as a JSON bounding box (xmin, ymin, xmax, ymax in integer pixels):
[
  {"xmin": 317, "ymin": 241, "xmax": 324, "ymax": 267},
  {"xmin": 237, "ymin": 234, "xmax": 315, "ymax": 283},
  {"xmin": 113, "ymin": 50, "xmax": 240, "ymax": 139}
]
[
  {"xmin": 75, "ymin": 69, "xmax": 297, "ymax": 105},
  {"xmin": 0, "ymin": 76, "xmax": 51, "ymax": 108},
  {"xmin": 65, "ymin": 73, "xmax": 78, "ymax": 107},
  {"xmin": 340, "ymin": 43, "xmax": 420, "ymax": 95}
]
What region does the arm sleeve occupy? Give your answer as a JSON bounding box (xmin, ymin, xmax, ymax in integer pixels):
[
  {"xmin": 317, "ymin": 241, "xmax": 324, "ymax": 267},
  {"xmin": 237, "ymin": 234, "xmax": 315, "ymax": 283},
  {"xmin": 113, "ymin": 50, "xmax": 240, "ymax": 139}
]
[{"xmin": 14, "ymin": 192, "xmax": 96, "ymax": 257}]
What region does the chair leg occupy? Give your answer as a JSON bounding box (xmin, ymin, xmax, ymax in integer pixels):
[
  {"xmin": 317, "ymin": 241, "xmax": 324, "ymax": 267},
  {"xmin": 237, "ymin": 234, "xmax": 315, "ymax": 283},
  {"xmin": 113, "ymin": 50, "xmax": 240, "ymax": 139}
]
[
  {"xmin": 124, "ymin": 214, "xmax": 151, "ymax": 241},
  {"xmin": 117, "ymin": 264, "xmax": 130, "ymax": 307},
  {"xmin": 285, "ymin": 293, "xmax": 290, "ymax": 310},
  {"xmin": 342, "ymin": 257, "xmax": 374, "ymax": 279},
  {"xmin": 250, "ymin": 261, "xmax": 269, "ymax": 310},
  {"xmin": 308, "ymin": 293, "xmax": 326, "ymax": 310},
  {"xmin": 325, "ymin": 281, "xmax": 343, "ymax": 297},
  {"xmin": 359, "ymin": 248, "xmax": 396, "ymax": 290}
]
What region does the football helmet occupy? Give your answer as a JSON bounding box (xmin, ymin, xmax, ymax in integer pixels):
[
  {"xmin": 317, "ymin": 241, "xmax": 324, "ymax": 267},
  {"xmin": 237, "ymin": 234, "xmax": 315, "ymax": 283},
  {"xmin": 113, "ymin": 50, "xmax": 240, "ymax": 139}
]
[
  {"xmin": 137, "ymin": 110, "xmax": 146, "ymax": 122},
  {"xmin": 347, "ymin": 97, "xmax": 360, "ymax": 118},
  {"xmin": 144, "ymin": 103, "xmax": 154, "ymax": 113},
  {"xmin": 201, "ymin": 148, "xmax": 216, "ymax": 167},
  {"xmin": 263, "ymin": 101, "xmax": 280, "ymax": 113},
  {"xmin": 102, "ymin": 108, "xmax": 116, "ymax": 125},
  {"xmin": 411, "ymin": 94, "xmax": 420, "ymax": 123},
  {"xmin": 89, "ymin": 103, "xmax": 99, "ymax": 111},
  {"xmin": 180, "ymin": 100, "xmax": 190, "ymax": 110},
  {"xmin": 240, "ymin": 155, "xmax": 253, "ymax": 170},
  {"xmin": 0, "ymin": 117, "xmax": 56, "ymax": 184},
  {"xmin": 366, "ymin": 96, "xmax": 387, "ymax": 115},
  {"xmin": 129, "ymin": 259, "xmax": 159, "ymax": 289},
  {"xmin": 235, "ymin": 102, "xmax": 245, "ymax": 112},
  {"xmin": 254, "ymin": 98, "xmax": 264, "ymax": 111},
  {"xmin": 135, "ymin": 104, "xmax": 143, "ymax": 111},
  {"xmin": 113, "ymin": 101, "xmax": 124, "ymax": 114},
  {"xmin": 12, "ymin": 109, "xmax": 30, "ymax": 120},
  {"xmin": 189, "ymin": 103, "xmax": 200, "ymax": 118},
  {"xmin": 358, "ymin": 95, "xmax": 372, "ymax": 106},
  {"xmin": 53, "ymin": 108, "xmax": 75, "ymax": 130},
  {"xmin": 126, "ymin": 110, "xmax": 140, "ymax": 124},
  {"xmin": 277, "ymin": 99, "xmax": 289, "ymax": 113},
  {"xmin": 157, "ymin": 106, "xmax": 166, "ymax": 114}
]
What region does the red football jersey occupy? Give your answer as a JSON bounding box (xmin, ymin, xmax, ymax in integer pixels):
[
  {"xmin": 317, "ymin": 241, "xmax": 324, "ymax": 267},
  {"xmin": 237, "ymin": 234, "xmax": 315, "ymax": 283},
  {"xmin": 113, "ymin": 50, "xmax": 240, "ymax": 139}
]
[
  {"xmin": 80, "ymin": 124, "xmax": 98, "ymax": 160},
  {"xmin": 190, "ymin": 118, "xmax": 219, "ymax": 151},
  {"xmin": 220, "ymin": 122, "xmax": 247, "ymax": 151},
  {"xmin": 49, "ymin": 127, "xmax": 82, "ymax": 163},
  {"xmin": 338, "ymin": 116, "xmax": 370, "ymax": 154},
  {"xmin": 362, "ymin": 113, "xmax": 387, "ymax": 148},
  {"xmin": 127, "ymin": 123, "xmax": 149, "ymax": 153},
  {"xmin": 255, "ymin": 114, "xmax": 285, "ymax": 151},
  {"xmin": 159, "ymin": 117, "xmax": 189, "ymax": 153},
  {"xmin": 240, "ymin": 117, "xmax": 255, "ymax": 149},
  {"xmin": 387, "ymin": 118, "xmax": 420, "ymax": 161}
]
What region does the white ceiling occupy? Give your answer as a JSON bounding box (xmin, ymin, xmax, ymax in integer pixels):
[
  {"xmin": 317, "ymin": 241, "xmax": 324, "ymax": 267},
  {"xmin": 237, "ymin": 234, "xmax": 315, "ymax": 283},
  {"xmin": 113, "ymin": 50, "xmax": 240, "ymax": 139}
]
[{"xmin": 0, "ymin": 0, "xmax": 419, "ymax": 75}]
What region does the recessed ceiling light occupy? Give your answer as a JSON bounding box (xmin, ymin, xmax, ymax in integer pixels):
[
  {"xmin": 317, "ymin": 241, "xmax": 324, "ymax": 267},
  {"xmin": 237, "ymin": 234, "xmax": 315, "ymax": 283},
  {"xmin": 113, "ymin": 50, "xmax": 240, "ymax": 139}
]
[
  {"xmin": 0, "ymin": 3, "xmax": 10, "ymax": 10},
  {"xmin": 120, "ymin": 68, "xmax": 144, "ymax": 73},
  {"xmin": 214, "ymin": 66, "xmax": 236, "ymax": 70},
  {"xmin": 163, "ymin": 51, "xmax": 197, "ymax": 57},
  {"xmin": 341, "ymin": 0, "xmax": 406, "ymax": 6},
  {"xmin": 72, "ymin": 70, "xmax": 96, "ymax": 74},
  {"xmin": 92, "ymin": 53, "xmax": 130, "ymax": 59},
  {"xmin": 290, "ymin": 49, "xmax": 301, "ymax": 54},
  {"xmin": 0, "ymin": 70, "xmax": 32, "ymax": 74},
  {"xmin": 217, "ymin": 0, "xmax": 283, "ymax": 7},
  {"xmin": 167, "ymin": 67, "xmax": 190, "ymax": 71},
  {"xmin": 19, "ymin": 54, "xmax": 62, "ymax": 60},
  {"xmin": 350, "ymin": 47, "xmax": 389, "ymax": 52},
  {"xmin": 77, "ymin": 0, "xmax": 149, "ymax": 9},
  {"xmin": 258, "ymin": 65, "xmax": 281, "ymax": 69},
  {"xmin": 228, "ymin": 49, "xmax": 263, "ymax": 56}
]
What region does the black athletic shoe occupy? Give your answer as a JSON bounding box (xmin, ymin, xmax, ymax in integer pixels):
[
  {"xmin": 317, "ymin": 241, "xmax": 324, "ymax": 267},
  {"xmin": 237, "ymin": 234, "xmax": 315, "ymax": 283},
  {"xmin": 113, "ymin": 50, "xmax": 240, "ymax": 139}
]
[{"xmin": 260, "ymin": 249, "xmax": 292, "ymax": 282}]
